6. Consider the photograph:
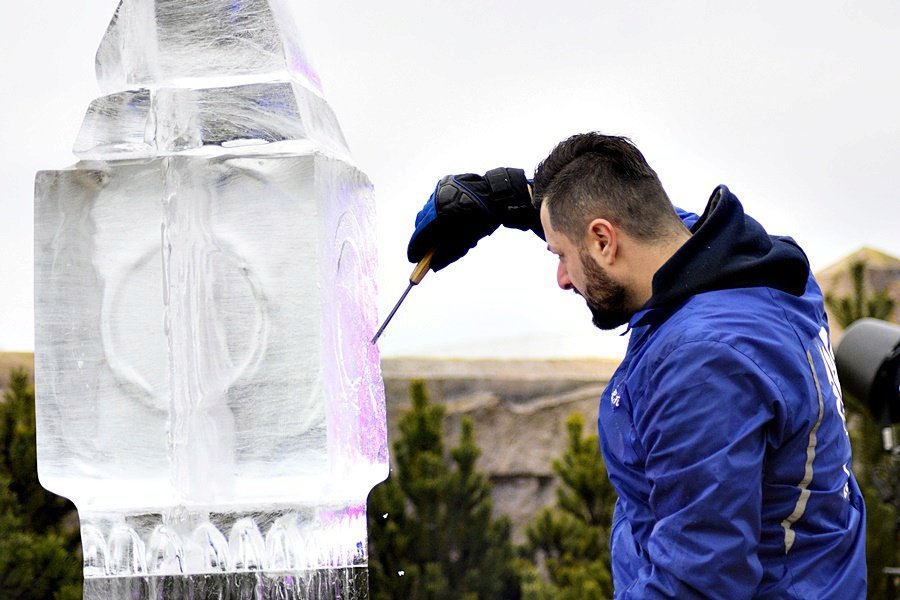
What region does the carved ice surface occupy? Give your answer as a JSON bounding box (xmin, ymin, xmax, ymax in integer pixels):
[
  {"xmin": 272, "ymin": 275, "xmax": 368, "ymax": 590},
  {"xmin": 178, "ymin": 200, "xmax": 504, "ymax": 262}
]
[
  {"xmin": 34, "ymin": 0, "xmax": 386, "ymax": 595},
  {"xmin": 95, "ymin": 0, "xmax": 320, "ymax": 93}
]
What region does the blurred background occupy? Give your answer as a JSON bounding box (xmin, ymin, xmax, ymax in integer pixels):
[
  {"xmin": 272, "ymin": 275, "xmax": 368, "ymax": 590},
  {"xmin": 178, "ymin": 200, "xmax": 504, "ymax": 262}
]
[{"xmin": 2, "ymin": 0, "xmax": 899, "ymax": 357}]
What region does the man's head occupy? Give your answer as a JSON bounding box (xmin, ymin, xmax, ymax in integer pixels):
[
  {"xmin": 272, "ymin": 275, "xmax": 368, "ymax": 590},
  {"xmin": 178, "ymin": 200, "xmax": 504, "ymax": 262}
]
[
  {"xmin": 533, "ymin": 133, "xmax": 689, "ymax": 329},
  {"xmin": 532, "ymin": 133, "xmax": 683, "ymax": 243}
]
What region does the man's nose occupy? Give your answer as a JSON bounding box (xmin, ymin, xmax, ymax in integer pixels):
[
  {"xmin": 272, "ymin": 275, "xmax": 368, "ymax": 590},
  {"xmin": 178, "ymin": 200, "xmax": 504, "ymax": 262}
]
[{"xmin": 557, "ymin": 262, "xmax": 573, "ymax": 290}]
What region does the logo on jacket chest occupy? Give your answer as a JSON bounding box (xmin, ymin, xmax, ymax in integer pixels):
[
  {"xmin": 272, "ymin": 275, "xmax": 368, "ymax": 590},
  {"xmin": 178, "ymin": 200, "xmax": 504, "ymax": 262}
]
[
  {"xmin": 610, "ymin": 387, "xmax": 621, "ymax": 408},
  {"xmin": 600, "ymin": 382, "xmax": 644, "ymax": 468}
]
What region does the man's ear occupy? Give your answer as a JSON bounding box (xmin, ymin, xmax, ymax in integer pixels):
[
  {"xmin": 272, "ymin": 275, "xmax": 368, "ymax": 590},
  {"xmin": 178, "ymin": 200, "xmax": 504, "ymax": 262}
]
[{"xmin": 586, "ymin": 218, "xmax": 617, "ymax": 265}]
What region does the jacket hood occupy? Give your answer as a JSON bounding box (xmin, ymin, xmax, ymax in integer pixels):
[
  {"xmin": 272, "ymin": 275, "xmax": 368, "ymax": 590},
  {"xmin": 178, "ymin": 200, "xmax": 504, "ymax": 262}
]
[{"xmin": 644, "ymin": 185, "xmax": 810, "ymax": 311}]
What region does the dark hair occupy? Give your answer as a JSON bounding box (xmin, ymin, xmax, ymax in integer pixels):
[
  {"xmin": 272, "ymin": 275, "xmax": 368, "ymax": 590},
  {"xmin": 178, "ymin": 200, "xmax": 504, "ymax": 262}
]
[{"xmin": 532, "ymin": 133, "xmax": 685, "ymax": 243}]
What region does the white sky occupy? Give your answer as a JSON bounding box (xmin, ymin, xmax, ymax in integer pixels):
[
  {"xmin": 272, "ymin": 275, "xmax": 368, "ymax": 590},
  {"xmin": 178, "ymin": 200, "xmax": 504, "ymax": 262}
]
[{"xmin": 1, "ymin": 0, "xmax": 899, "ymax": 358}]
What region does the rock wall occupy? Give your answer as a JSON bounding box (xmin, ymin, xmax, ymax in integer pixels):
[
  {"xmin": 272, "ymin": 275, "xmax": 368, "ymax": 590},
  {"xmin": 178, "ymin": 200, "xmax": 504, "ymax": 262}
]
[{"xmin": 381, "ymin": 357, "xmax": 617, "ymax": 542}]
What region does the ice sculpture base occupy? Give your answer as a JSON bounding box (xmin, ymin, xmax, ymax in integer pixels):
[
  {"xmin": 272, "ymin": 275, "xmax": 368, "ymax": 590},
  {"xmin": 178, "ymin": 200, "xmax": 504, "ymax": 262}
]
[
  {"xmin": 80, "ymin": 503, "xmax": 369, "ymax": 582},
  {"xmin": 83, "ymin": 567, "xmax": 368, "ymax": 599}
]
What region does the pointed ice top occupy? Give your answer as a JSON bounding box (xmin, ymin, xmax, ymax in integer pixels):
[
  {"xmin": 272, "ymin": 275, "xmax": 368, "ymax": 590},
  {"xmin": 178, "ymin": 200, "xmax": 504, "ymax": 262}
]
[{"xmin": 95, "ymin": 0, "xmax": 321, "ymax": 94}]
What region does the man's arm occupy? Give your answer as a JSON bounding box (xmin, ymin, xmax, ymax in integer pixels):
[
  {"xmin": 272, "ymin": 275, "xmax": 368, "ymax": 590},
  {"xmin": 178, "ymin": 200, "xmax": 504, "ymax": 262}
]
[{"xmin": 621, "ymin": 340, "xmax": 775, "ymax": 598}]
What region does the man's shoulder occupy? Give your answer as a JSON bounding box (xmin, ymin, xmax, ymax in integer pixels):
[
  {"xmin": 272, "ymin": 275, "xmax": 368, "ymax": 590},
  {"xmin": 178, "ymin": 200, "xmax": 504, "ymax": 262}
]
[
  {"xmin": 661, "ymin": 287, "xmax": 794, "ymax": 341},
  {"xmin": 636, "ymin": 286, "xmax": 819, "ymax": 375}
]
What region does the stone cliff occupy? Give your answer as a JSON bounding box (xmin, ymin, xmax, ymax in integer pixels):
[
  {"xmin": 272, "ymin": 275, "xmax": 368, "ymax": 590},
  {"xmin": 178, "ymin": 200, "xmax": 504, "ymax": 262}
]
[{"xmin": 381, "ymin": 357, "xmax": 617, "ymax": 541}]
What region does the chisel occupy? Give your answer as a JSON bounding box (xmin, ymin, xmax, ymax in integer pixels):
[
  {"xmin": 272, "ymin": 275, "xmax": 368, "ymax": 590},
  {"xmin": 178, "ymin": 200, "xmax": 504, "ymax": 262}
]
[{"xmin": 370, "ymin": 248, "xmax": 436, "ymax": 344}]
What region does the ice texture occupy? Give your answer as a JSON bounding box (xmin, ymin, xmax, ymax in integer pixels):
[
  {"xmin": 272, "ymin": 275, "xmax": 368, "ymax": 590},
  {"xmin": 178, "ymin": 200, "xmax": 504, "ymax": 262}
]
[
  {"xmin": 34, "ymin": 0, "xmax": 386, "ymax": 591},
  {"xmin": 95, "ymin": 0, "xmax": 320, "ymax": 93},
  {"xmin": 74, "ymin": 82, "xmax": 347, "ymax": 159}
]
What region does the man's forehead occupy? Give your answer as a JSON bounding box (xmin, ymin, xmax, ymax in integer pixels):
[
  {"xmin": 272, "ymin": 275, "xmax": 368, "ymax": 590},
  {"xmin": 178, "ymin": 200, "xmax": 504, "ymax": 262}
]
[
  {"xmin": 543, "ymin": 227, "xmax": 568, "ymax": 255},
  {"xmin": 539, "ymin": 202, "xmax": 555, "ymax": 230},
  {"xmin": 539, "ymin": 206, "xmax": 559, "ymax": 245}
]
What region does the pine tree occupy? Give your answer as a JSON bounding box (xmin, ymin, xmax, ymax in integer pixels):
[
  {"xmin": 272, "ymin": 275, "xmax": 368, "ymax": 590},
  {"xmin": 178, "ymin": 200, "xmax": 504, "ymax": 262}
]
[
  {"xmin": 824, "ymin": 259, "xmax": 899, "ymax": 598},
  {"xmin": 0, "ymin": 368, "xmax": 82, "ymax": 599},
  {"xmin": 848, "ymin": 416, "xmax": 899, "ymax": 600},
  {"xmin": 825, "ymin": 259, "xmax": 895, "ymax": 327},
  {"xmin": 518, "ymin": 413, "xmax": 616, "ymax": 600},
  {"xmin": 367, "ymin": 380, "xmax": 520, "ymax": 600}
]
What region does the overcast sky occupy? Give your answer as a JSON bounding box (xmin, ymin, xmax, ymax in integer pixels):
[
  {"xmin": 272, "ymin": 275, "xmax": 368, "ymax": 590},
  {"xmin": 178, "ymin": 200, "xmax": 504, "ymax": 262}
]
[{"xmin": 2, "ymin": 0, "xmax": 899, "ymax": 358}]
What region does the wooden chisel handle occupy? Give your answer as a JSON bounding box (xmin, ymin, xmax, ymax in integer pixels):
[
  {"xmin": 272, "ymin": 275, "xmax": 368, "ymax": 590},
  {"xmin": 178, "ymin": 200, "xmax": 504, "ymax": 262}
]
[{"xmin": 410, "ymin": 247, "xmax": 436, "ymax": 285}]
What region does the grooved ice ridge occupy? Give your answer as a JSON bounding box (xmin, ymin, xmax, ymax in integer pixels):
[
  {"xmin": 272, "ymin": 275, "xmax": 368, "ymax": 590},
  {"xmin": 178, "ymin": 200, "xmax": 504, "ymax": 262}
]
[{"xmin": 82, "ymin": 509, "xmax": 367, "ymax": 576}]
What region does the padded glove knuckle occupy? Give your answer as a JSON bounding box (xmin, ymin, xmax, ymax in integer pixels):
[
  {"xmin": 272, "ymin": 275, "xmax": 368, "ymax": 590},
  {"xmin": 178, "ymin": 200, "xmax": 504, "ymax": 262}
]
[
  {"xmin": 434, "ymin": 180, "xmax": 466, "ymax": 215},
  {"xmin": 436, "ymin": 175, "xmax": 492, "ymax": 219}
]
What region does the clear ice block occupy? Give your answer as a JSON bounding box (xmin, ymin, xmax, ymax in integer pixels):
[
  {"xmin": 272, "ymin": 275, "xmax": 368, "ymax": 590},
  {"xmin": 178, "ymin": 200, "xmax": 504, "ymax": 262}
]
[{"xmin": 34, "ymin": 0, "xmax": 386, "ymax": 594}]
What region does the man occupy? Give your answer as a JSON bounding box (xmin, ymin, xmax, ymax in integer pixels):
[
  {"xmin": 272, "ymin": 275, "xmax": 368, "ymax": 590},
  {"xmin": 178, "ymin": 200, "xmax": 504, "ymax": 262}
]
[{"xmin": 406, "ymin": 133, "xmax": 867, "ymax": 598}]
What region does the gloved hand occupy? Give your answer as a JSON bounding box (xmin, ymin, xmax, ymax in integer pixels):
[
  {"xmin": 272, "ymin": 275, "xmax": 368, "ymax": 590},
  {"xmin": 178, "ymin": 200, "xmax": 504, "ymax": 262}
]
[{"xmin": 406, "ymin": 167, "xmax": 544, "ymax": 271}]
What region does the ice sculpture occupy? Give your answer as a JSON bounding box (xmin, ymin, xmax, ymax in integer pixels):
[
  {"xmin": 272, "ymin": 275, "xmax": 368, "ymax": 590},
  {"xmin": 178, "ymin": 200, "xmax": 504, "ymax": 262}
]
[{"xmin": 33, "ymin": 0, "xmax": 387, "ymax": 597}]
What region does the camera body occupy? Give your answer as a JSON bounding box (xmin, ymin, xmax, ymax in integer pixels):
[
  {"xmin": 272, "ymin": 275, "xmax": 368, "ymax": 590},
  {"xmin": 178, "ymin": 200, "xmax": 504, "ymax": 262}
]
[{"xmin": 835, "ymin": 318, "xmax": 900, "ymax": 448}]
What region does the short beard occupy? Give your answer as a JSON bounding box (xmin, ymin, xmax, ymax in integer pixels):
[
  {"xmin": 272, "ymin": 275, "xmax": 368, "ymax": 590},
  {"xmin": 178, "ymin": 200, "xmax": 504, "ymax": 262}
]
[{"xmin": 579, "ymin": 246, "xmax": 632, "ymax": 330}]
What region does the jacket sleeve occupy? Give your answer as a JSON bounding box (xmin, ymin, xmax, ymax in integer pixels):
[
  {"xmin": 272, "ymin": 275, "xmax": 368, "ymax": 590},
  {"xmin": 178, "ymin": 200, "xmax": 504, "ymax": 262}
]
[{"xmin": 618, "ymin": 340, "xmax": 777, "ymax": 599}]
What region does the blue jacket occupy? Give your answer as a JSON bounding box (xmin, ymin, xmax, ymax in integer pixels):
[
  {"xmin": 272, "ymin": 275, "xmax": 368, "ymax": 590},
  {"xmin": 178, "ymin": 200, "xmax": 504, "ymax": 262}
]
[{"xmin": 600, "ymin": 186, "xmax": 867, "ymax": 598}]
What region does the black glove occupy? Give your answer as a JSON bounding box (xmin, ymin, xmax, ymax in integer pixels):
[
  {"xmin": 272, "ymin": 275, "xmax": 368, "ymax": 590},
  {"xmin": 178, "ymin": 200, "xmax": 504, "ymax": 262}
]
[{"xmin": 406, "ymin": 167, "xmax": 544, "ymax": 271}]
